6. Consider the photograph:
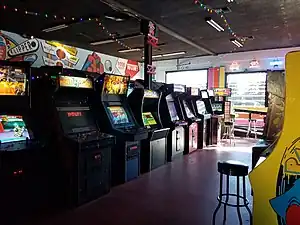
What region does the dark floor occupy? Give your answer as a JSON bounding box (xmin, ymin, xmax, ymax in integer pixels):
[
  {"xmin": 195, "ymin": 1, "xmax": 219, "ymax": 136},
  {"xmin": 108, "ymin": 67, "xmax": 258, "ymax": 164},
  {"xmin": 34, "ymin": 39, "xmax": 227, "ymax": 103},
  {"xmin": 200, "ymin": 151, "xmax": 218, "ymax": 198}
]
[{"xmin": 30, "ymin": 138, "xmax": 256, "ymax": 225}]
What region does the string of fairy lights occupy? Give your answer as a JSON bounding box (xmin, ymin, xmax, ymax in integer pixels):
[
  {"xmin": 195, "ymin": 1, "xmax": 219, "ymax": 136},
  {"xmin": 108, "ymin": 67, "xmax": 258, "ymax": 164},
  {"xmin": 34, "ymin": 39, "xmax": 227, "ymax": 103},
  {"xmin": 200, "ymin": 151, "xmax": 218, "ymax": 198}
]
[
  {"xmin": 194, "ymin": 0, "xmax": 246, "ymax": 44},
  {"xmin": 0, "ymin": 4, "xmax": 133, "ymax": 50}
]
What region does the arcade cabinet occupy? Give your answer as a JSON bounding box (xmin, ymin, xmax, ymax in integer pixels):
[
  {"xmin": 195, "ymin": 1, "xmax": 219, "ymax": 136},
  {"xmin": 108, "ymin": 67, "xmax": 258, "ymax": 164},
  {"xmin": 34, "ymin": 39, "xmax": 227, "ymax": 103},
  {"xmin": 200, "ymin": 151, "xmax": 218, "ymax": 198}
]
[
  {"xmin": 200, "ymin": 90, "xmax": 214, "ymax": 146},
  {"xmin": 249, "ymin": 51, "xmax": 299, "ymax": 225},
  {"xmin": 92, "ymin": 74, "xmax": 148, "ymax": 186},
  {"xmin": 159, "ymin": 84, "xmax": 187, "ymax": 161},
  {"xmin": 0, "ymin": 61, "xmax": 46, "ymax": 221},
  {"xmin": 179, "ymin": 87, "xmax": 202, "ymax": 154},
  {"xmin": 186, "ymin": 87, "xmax": 207, "ymax": 149},
  {"xmin": 32, "ymin": 67, "xmax": 115, "ymax": 207},
  {"xmin": 128, "ymin": 82, "xmax": 169, "ymax": 173}
]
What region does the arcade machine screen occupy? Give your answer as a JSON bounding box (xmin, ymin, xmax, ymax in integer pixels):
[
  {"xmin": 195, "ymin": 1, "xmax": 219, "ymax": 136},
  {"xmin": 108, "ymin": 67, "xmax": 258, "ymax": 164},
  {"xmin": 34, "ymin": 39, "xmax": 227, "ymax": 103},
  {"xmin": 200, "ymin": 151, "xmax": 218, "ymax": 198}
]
[
  {"xmin": 107, "ymin": 106, "xmax": 133, "ymax": 127},
  {"xmin": 103, "ymin": 75, "xmax": 129, "ymax": 95},
  {"xmin": 0, "ymin": 65, "xmax": 26, "ymax": 95},
  {"xmin": 59, "ymin": 110, "xmax": 96, "ymax": 134},
  {"xmin": 167, "ymin": 102, "xmax": 179, "ymax": 121},
  {"xmin": 183, "ymin": 101, "xmax": 194, "ymax": 118},
  {"xmin": 0, "ymin": 115, "xmax": 30, "ymax": 143},
  {"xmin": 196, "ymin": 101, "xmax": 206, "ymax": 115},
  {"xmin": 59, "ymin": 76, "xmax": 93, "ymax": 89},
  {"xmin": 142, "ymin": 112, "xmax": 157, "ymax": 126},
  {"xmin": 208, "ymin": 90, "xmax": 214, "ymax": 97}
]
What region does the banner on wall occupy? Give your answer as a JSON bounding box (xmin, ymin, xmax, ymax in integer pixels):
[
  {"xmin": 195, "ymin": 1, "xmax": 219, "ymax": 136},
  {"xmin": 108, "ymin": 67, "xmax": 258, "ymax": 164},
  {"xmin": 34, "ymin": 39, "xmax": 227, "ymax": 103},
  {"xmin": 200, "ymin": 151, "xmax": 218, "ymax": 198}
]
[{"xmin": 0, "ymin": 30, "xmax": 142, "ymax": 79}]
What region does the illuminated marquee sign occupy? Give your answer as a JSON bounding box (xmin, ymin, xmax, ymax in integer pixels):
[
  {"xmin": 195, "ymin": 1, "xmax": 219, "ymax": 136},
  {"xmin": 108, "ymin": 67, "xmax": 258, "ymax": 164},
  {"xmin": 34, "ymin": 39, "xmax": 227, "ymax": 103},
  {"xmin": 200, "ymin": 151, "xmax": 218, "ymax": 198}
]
[
  {"xmin": 59, "ymin": 76, "xmax": 93, "ymax": 89},
  {"xmin": 213, "ymin": 88, "xmax": 231, "ymax": 97},
  {"xmin": 141, "ymin": 19, "xmax": 159, "ymax": 47},
  {"xmin": 191, "ymin": 88, "xmax": 199, "ymax": 96},
  {"xmin": 144, "ymin": 90, "xmax": 159, "ymax": 98}
]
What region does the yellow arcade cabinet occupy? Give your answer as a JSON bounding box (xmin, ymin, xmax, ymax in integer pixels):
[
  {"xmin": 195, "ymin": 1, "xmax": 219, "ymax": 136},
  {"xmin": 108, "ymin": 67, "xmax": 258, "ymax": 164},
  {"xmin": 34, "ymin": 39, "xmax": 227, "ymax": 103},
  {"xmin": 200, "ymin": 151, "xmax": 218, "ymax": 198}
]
[{"xmin": 250, "ymin": 51, "xmax": 300, "ymax": 225}]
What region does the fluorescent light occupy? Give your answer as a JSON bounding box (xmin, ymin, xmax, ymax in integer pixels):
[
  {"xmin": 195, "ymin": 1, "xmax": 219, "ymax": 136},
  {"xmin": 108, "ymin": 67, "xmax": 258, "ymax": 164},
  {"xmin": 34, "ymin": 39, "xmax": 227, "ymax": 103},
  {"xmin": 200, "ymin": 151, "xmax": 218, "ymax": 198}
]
[
  {"xmin": 227, "ymin": 0, "xmax": 234, "ymax": 2},
  {"xmin": 230, "ymin": 39, "xmax": 243, "ymax": 48},
  {"xmin": 153, "ymin": 55, "xmax": 163, "ymax": 58},
  {"xmin": 162, "ymin": 51, "xmax": 186, "ymax": 57},
  {"xmin": 142, "ymin": 51, "xmax": 186, "ymax": 60},
  {"xmin": 205, "ymin": 17, "xmax": 224, "ymax": 32},
  {"xmin": 42, "ymin": 24, "xmax": 68, "ymax": 33},
  {"xmin": 90, "ymin": 39, "xmax": 115, "ymax": 45},
  {"xmin": 118, "ymin": 48, "xmax": 141, "ymax": 53},
  {"xmin": 105, "ymin": 16, "xmax": 125, "ymax": 22}
]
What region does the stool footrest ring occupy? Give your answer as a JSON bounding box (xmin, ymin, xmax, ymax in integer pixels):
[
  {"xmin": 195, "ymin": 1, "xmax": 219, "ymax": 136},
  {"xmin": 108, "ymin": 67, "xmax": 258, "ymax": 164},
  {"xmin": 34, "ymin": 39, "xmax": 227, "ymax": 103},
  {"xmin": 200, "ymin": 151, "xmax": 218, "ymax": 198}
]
[{"xmin": 217, "ymin": 193, "xmax": 249, "ymax": 207}]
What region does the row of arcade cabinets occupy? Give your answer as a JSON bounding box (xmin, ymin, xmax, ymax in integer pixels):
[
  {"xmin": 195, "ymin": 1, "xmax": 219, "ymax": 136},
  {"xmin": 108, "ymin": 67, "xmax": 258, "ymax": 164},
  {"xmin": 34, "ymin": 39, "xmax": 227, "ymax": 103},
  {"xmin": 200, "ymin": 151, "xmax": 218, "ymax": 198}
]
[{"xmin": 128, "ymin": 82, "xmax": 216, "ymax": 165}]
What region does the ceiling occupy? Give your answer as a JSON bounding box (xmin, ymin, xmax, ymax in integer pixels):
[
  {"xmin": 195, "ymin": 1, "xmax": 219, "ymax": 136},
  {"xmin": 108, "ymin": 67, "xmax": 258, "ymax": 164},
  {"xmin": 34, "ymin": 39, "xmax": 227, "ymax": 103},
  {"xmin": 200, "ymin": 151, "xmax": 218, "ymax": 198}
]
[{"xmin": 1, "ymin": 0, "xmax": 300, "ymax": 61}]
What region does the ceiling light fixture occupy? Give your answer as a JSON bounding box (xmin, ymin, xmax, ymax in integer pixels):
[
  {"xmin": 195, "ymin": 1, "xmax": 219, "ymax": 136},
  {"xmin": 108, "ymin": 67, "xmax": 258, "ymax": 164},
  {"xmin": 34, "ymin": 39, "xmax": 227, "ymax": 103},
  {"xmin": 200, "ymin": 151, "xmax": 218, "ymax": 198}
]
[
  {"xmin": 205, "ymin": 17, "xmax": 224, "ymax": 32},
  {"xmin": 162, "ymin": 51, "xmax": 186, "ymax": 57},
  {"xmin": 230, "ymin": 38, "xmax": 243, "ymax": 48},
  {"xmin": 42, "ymin": 24, "xmax": 69, "ymax": 33},
  {"xmin": 90, "ymin": 39, "xmax": 115, "ymax": 45},
  {"xmin": 227, "ymin": 0, "xmax": 234, "ymax": 2},
  {"xmin": 142, "ymin": 51, "xmax": 186, "ymax": 60},
  {"xmin": 118, "ymin": 48, "xmax": 142, "ymax": 53}
]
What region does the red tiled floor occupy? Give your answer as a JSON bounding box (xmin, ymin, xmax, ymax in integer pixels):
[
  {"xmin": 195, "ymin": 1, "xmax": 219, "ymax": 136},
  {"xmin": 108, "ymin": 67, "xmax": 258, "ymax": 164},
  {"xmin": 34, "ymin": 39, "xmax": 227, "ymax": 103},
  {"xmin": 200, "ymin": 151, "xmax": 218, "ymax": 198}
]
[{"xmin": 25, "ymin": 138, "xmax": 255, "ymax": 225}]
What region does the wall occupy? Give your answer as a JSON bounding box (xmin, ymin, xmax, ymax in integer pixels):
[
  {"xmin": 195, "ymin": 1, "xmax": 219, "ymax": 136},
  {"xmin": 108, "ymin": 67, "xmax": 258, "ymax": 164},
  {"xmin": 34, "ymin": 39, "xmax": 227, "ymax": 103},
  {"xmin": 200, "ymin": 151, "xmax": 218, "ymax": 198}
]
[
  {"xmin": 153, "ymin": 47, "xmax": 300, "ymax": 83},
  {"xmin": 0, "ymin": 30, "xmax": 143, "ymax": 79}
]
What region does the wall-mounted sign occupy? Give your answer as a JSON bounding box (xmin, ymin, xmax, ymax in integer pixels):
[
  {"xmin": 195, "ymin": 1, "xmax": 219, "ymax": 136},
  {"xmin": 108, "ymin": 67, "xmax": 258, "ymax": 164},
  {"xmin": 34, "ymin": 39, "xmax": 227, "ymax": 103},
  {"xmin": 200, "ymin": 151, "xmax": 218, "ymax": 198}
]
[
  {"xmin": 213, "ymin": 88, "xmax": 231, "ymax": 97},
  {"xmin": 8, "ymin": 39, "xmax": 39, "ymax": 58},
  {"xmin": 229, "ymin": 61, "xmax": 240, "ymax": 71},
  {"xmin": 174, "ymin": 84, "xmax": 185, "ymax": 93},
  {"xmin": 249, "ymin": 59, "xmax": 260, "ymax": 68},
  {"xmin": 59, "ymin": 76, "xmax": 93, "ymax": 89}
]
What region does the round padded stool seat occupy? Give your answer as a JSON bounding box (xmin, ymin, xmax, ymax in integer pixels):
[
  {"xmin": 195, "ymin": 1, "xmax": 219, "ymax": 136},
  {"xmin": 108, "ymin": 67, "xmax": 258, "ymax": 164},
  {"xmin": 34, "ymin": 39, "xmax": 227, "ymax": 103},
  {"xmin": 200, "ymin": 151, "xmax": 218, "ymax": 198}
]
[{"xmin": 218, "ymin": 160, "xmax": 248, "ymax": 176}]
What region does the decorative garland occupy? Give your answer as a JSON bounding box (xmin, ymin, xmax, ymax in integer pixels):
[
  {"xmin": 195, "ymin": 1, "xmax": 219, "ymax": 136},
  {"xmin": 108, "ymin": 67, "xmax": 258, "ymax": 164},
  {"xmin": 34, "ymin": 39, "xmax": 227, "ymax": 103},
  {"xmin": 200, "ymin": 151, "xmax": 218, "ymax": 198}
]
[
  {"xmin": 194, "ymin": 0, "xmax": 246, "ymax": 44},
  {"xmin": 1, "ymin": 4, "xmax": 132, "ymax": 50}
]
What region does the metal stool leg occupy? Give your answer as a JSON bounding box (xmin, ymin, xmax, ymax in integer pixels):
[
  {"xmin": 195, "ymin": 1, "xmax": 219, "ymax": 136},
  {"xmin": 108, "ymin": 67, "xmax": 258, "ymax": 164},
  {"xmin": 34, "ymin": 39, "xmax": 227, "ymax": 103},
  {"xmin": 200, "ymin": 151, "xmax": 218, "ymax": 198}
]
[
  {"xmin": 236, "ymin": 176, "xmax": 243, "ymax": 225},
  {"xmin": 243, "ymin": 176, "xmax": 253, "ymax": 225},
  {"xmin": 223, "ymin": 175, "xmax": 230, "ymax": 225},
  {"xmin": 212, "ymin": 173, "xmax": 223, "ymax": 225}
]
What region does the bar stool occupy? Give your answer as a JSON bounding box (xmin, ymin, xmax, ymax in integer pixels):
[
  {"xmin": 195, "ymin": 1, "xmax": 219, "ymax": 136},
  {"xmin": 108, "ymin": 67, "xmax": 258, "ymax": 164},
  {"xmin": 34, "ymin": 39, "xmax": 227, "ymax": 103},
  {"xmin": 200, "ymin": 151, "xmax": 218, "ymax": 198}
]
[
  {"xmin": 222, "ymin": 114, "xmax": 235, "ymax": 145},
  {"xmin": 212, "ymin": 160, "xmax": 252, "ymax": 225}
]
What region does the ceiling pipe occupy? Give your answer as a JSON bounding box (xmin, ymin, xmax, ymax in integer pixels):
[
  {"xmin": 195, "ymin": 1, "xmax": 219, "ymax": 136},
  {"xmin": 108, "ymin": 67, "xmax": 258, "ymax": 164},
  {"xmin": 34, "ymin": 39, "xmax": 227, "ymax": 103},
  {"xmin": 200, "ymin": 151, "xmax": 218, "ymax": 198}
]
[{"xmin": 99, "ymin": 0, "xmax": 216, "ymax": 55}]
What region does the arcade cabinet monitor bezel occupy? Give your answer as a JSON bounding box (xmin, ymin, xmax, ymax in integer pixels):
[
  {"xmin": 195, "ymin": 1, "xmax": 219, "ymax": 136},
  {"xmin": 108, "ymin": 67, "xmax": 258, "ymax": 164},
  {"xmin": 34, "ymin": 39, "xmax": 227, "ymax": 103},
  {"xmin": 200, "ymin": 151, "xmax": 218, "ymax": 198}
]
[{"xmin": 212, "ymin": 101, "xmax": 225, "ymax": 115}]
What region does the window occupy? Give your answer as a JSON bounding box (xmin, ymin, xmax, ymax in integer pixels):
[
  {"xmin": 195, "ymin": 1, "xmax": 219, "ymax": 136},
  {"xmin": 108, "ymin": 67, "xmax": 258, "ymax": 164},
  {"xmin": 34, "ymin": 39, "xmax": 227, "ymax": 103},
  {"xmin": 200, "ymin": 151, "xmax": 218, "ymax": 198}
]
[
  {"xmin": 166, "ymin": 70, "xmax": 207, "ymax": 89},
  {"xmin": 227, "ymin": 72, "xmax": 267, "ymax": 108}
]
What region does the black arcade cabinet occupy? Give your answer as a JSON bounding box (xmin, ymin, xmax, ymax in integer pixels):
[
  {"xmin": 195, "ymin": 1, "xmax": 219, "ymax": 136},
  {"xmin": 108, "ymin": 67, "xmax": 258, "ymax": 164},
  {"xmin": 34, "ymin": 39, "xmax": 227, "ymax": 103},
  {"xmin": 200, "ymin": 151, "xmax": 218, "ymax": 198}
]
[
  {"xmin": 32, "ymin": 67, "xmax": 115, "ymax": 207},
  {"xmin": 159, "ymin": 84, "xmax": 187, "ymax": 161},
  {"xmin": 178, "ymin": 87, "xmax": 202, "ymax": 154},
  {"xmin": 92, "ymin": 74, "xmax": 148, "ymax": 186},
  {"xmin": 199, "ymin": 90, "xmax": 214, "ymax": 146},
  {"xmin": 0, "ymin": 61, "xmax": 46, "ymax": 221},
  {"xmin": 128, "ymin": 82, "xmax": 169, "ymax": 173}
]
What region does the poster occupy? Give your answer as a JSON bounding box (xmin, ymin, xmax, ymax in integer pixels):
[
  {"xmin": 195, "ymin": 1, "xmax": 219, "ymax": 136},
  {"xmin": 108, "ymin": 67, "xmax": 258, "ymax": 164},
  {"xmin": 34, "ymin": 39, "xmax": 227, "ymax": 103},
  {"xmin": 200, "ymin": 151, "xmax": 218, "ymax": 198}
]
[{"xmin": 0, "ymin": 30, "xmax": 143, "ymax": 80}]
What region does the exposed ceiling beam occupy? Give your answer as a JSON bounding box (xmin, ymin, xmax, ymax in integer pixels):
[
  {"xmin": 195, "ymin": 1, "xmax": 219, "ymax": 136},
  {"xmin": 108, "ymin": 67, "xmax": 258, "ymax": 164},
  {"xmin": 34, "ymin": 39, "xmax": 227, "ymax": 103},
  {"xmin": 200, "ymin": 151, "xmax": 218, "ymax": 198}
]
[{"xmin": 99, "ymin": 0, "xmax": 216, "ymax": 55}]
